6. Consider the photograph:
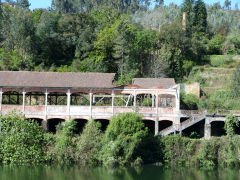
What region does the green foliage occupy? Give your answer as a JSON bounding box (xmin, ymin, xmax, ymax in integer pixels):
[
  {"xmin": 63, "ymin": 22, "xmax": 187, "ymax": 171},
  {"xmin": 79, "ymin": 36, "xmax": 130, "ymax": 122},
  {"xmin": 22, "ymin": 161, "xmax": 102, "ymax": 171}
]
[
  {"xmin": 180, "ymin": 91, "xmax": 199, "ymax": 110},
  {"xmin": 231, "ymin": 67, "xmax": 240, "ymax": 97},
  {"xmin": 209, "ymin": 55, "xmax": 234, "ymax": 67},
  {"xmin": 0, "ymin": 112, "xmax": 46, "ymax": 164},
  {"xmin": 52, "ymin": 120, "xmax": 77, "ymax": 164},
  {"xmin": 193, "ymin": 0, "xmax": 207, "ymax": 33},
  {"xmin": 197, "ymin": 139, "xmax": 220, "ymax": 169},
  {"xmin": 224, "ymin": 115, "xmax": 239, "ymax": 137},
  {"xmin": 100, "ymin": 113, "xmax": 148, "ymax": 166},
  {"xmin": 160, "ymin": 135, "xmax": 199, "ymax": 167},
  {"xmin": 76, "ymin": 120, "xmax": 103, "ymax": 166},
  {"xmin": 207, "ymin": 34, "xmax": 225, "ymax": 54}
]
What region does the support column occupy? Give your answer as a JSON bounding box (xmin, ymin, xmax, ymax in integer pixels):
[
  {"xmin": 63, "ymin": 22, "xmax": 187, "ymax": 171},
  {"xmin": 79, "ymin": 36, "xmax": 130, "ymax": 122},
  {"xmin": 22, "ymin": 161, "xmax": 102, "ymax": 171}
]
[
  {"xmin": 0, "ymin": 88, "xmax": 2, "ymax": 116},
  {"xmin": 204, "ymin": 117, "xmax": 211, "ymax": 140},
  {"xmin": 67, "ymin": 89, "xmax": 71, "ymax": 120},
  {"xmin": 41, "ymin": 120, "xmax": 48, "ymax": 131},
  {"xmin": 89, "ymin": 89, "xmax": 93, "ymax": 119},
  {"xmin": 152, "ymin": 94, "xmax": 154, "ymax": 107},
  {"xmin": 156, "ymin": 91, "xmax": 159, "ymax": 116},
  {"xmin": 22, "ymin": 89, "xmax": 26, "ymax": 114},
  {"xmin": 134, "ymin": 89, "xmax": 136, "ymax": 112},
  {"xmin": 174, "ymin": 117, "xmax": 181, "ymax": 135},
  {"xmin": 44, "ymin": 89, "xmax": 48, "ymax": 124},
  {"xmin": 176, "ymin": 84, "xmax": 180, "ymax": 114},
  {"xmin": 112, "ymin": 90, "xmax": 115, "ymax": 115},
  {"xmin": 155, "ymin": 118, "xmax": 159, "ymax": 136}
]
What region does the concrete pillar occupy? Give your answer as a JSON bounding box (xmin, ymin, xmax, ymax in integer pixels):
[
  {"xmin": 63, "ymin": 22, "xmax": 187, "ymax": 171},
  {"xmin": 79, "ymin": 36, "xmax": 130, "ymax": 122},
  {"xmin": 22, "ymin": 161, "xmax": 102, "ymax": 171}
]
[
  {"xmin": 67, "ymin": 89, "xmax": 71, "ymax": 120},
  {"xmin": 112, "ymin": 90, "xmax": 115, "ymax": 115},
  {"xmin": 152, "ymin": 94, "xmax": 154, "ymax": 107},
  {"xmin": 174, "ymin": 117, "xmax": 181, "ymax": 135},
  {"xmin": 134, "ymin": 89, "xmax": 136, "ymax": 112},
  {"xmin": 155, "ymin": 118, "xmax": 159, "ymax": 136},
  {"xmin": 89, "ymin": 89, "xmax": 93, "ymax": 119},
  {"xmin": 41, "ymin": 119, "xmax": 48, "ymax": 131},
  {"xmin": 0, "ymin": 88, "xmax": 2, "ymax": 116},
  {"xmin": 176, "ymin": 84, "xmax": 180, "ymax": 114},
  {"xmin": 44, "ymin": 89, "xmax": 48, "ymax": 123},
  {"xmin": 204, "ymin": 117, "xmax": 211, "ymax": 140},
  {"xmin": 22, "ymin": 89, "xmax": 26, "ymax": 114},
  {"xmin": 156, "ymin": 91, "xmax": 159, "ymax": 116}
]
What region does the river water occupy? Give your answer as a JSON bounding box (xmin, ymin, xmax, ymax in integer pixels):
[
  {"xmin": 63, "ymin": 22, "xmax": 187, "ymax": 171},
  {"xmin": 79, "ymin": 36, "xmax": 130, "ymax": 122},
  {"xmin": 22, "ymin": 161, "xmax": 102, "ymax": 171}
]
[{"xmin": 0, "ymin": 165, "xmax": 239, "ymax": 180}]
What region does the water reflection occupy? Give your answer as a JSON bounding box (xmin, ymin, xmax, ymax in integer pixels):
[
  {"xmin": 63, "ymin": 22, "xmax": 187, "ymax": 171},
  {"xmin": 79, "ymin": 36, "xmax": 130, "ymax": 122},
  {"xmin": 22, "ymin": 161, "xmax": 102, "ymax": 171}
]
[{"xmin": 0, "ymin": 165, "xmax": 240, "ymax": 180}]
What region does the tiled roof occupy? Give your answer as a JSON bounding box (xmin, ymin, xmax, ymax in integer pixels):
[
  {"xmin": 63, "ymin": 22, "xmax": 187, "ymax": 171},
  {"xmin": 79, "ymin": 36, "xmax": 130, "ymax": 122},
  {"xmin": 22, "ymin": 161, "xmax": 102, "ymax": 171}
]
[
  {"xmin": 132, "ymin": 78, "xmax": 176, "ymax": 89},
  {"xmin": 0, "ymin": 71, "xmax": 115, "ymax": 89}
]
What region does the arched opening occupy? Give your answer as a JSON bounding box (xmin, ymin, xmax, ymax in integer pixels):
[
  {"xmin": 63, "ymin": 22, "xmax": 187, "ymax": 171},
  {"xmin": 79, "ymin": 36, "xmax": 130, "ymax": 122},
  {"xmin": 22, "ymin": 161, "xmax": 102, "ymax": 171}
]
[
  {"xmin": 136, "ymin": 94, "xmax": 155, "ymax": 107},
  {"xmin": 26, "ymin": 92, "xmax": 45, "ymax": 105},
  {"xmin": 95, "ymin": 119, "xmax": 109, "ymax": 131},
  {"xmin": 114, "ymin": 93, "xmax": 133, "ymax": 107},
  {"xmin": 182, "ymin": 119, "xmax": 205, "ymax": 138},
  {"xmin": 211, "ymin": 121, "xmax": 226, "ymax": 137},
  {"xmin": 26, "ymin": 118, "xmax": 43, "ymax": 126},
  {"xmin": 48, "ymin": 92, "xmax": 67, "ymax": 105},
  {"xmin": 47, "ymin": 118, "xmax": 64, "ymax": 133},
  {"xmin": 73, "ymin": 119, "xmax": 88, "ymax": 134},
  {"xmin": 2, "ymin": 91, "xmax": 23, "ymax": 105},
  {"xmin": 159, "ymin": 120, "xmax": 173, "ymax": 131},
  {"xmin": 142, "ymin": 120, "xmax": 155, "ymax": 134},
  {"xmin": 93, "ymin": 93, "xmax": 112, "ymax": 106},
  {"xmin": 71, "ymin": 92, "xmax": 89, "ymax": 106}
]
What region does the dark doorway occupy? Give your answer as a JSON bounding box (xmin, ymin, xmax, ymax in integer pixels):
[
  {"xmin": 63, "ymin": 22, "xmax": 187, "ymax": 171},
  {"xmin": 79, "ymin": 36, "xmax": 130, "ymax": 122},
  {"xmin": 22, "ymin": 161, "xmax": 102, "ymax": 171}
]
[
  {"xmin": 143, "ymin": 120, "xmax": 155, "ymax": 134},
  {"xmin": 211, "ymin": 121, "xmax": 226, "ymax": 137},
  {"xmin": 159, "ymin": 120, "xmax": 173, "ymax": 131},
  {"xmin": 74, "ymin": 119, "xmax": 88, "ymax": 134},
  {"xmin": 95, "ymin": 119, "xmax": 109, "ymax": 131},
  {"xmin": 47, "ymin": 118, "xmax": 64, "ymax": 133}
]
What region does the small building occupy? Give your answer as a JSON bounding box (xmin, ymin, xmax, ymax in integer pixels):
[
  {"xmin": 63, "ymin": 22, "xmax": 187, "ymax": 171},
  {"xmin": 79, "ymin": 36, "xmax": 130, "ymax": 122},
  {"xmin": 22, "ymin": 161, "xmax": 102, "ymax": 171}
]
[{"xmin": 0, "ymin": 71, "xmax": 180, "ymax": 135}]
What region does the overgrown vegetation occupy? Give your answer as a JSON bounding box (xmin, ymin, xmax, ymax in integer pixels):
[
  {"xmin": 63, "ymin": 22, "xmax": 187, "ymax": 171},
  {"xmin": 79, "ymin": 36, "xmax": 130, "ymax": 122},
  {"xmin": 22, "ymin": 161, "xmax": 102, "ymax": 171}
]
[
  {"xmin": 0, "ymin": 0, "xmax": 239, "ymax": 82},
  {"xmin": 1, "ymin": 112, "xmax": 240, "ymax": 169},
  {"xmin": 0, "ymin": 112, "xmax": 46, "ymax": 164}
]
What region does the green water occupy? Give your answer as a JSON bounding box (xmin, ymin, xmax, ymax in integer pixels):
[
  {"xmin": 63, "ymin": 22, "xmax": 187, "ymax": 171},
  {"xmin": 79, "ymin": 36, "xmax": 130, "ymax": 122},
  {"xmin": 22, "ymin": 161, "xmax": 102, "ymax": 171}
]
[{"xmin": 0, "ymin": 165, "xmax": 239, "ymax": 180}]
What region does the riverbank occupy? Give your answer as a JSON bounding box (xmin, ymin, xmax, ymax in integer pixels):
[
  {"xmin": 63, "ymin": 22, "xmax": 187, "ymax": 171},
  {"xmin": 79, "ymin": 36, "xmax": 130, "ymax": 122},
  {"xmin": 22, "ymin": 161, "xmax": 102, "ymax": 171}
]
[{"xmin": 1, "ymin": 112, "xmax": 240, "ymax": 169}]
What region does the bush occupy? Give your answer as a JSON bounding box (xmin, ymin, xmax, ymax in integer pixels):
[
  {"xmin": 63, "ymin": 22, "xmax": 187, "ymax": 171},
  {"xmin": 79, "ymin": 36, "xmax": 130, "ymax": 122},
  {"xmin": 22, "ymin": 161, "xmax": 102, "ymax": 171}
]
[
  {"xmin": 224, "ymin": 115, "xmax": 239, "ymax": 137},
  {"xmin": 76, "ymin": 120, "xmax": 103, "ymax": 166},
  {"xmin": 52, "ymin": 120, "xmax": 77, "ymax": 164},
  {"xmin": 180, "ymin": 91, "xmax": 199, "ymax": 110},
  {"xmin": 100, "ymin": 113, "xmax": 148, "ymax": 166},
  {"xmin": 0, "ymin": 112, "xmax": 46, "ymax": 164},
  {"xmin": 207, "ymin": 34, "xmax": 225, "ymax": 54}
]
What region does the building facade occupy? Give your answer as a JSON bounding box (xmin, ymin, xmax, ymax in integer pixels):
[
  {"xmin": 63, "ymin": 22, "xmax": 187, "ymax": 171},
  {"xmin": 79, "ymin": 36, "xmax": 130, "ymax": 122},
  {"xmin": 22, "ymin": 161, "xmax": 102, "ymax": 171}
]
[{"xmin": 0, "ymin": 71, "xmax": 181, "ymax": 135}]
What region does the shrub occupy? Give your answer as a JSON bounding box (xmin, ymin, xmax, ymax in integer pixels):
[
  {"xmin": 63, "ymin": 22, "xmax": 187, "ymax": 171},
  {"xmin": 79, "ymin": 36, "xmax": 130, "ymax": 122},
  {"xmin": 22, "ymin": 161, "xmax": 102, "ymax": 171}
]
[
  {"xmin": 224, "ymin": 115, "xmax": 239, "ymax": 137},
  {"xmin": 0, "ymin": 112, "xmax": 46, "ymax": 164},
  {"xmin": 76, "ymin": 120, "xmax": 103, "ymax": 166},
  {"xmin": 180, "ymin": 91, "xmax": 199, "ymax": 110},
  {"xmin": 52, "ymin": 120, "xmax": 77, "ymax": 164},
  {"xmin": 197, "ymin": 139, "xmax": 220, "ymax": 169},
  {"xmin": 100, "ymin": 113, "xmax": 148, "ymax": 166}
]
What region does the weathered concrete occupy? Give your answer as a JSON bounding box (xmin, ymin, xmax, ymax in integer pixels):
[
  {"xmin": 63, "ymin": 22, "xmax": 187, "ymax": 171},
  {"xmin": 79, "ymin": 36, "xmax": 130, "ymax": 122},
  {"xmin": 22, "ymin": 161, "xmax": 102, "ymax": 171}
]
[
  {"xmin": 204, "ymin": 117, "xmax": 211, "ymax": 140},
  {"xmin": 1, "ymin": 87, "xmax": 182, "ymax": 134}
]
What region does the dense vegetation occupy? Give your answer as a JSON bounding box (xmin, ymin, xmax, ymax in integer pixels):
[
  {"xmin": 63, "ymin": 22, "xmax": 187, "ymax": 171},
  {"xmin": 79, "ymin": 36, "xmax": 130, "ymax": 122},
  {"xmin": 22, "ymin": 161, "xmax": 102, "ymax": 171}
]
[
  {"xmin": 2, "ymin": 112, "xmax": 240, "ymax": 169},
  {"xmin": 0, "ymin": 0, "xmax": 239, "ymax": 84},
  {"xmin": 1, "ymin": 0, "xmax": 240, "ymax": 110}
]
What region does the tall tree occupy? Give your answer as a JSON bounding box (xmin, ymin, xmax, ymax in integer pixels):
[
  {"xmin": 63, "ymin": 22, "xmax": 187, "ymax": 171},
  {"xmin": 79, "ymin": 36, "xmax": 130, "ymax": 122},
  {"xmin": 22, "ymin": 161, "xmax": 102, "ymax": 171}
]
[
  {"xmin": 224, "ymin": 0, "xmax": 231, "ymax": 10},
  {"xmin": 52, "ymin": 0, "xmax": 151, "ymax": 13},
  {"xmin": 17, "ymin": 0, "xmax": 30, "ymax": 9},
  {"xmin": 193, "ymin": 0, "xmax": 207, "ymax": 33},
  {"xmin": 181, "ymin": 0, "xmax": 194, "ymax": 36},
  {"xmin": 155, "ymin": 0, "xmax": 164, "ymax": 8}
]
